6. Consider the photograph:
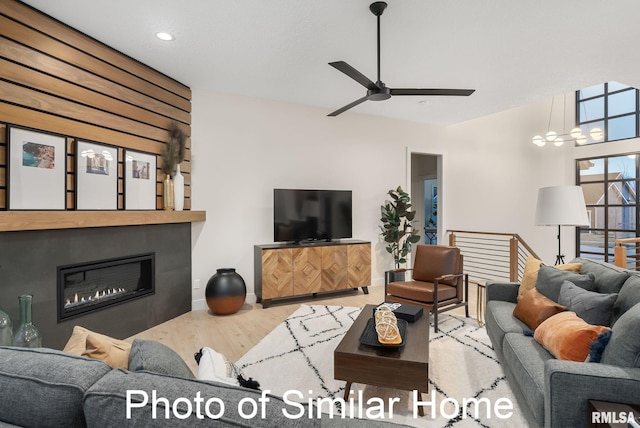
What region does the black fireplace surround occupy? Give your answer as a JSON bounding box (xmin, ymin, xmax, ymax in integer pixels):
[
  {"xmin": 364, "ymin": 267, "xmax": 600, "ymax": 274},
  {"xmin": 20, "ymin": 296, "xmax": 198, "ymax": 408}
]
[
  {"xmin": 57, "ymin": 253, "xmax": 155, "ymax": 322},
  {"xmin": 0, "ymin": 223, "xmax": 192, "ymax": 349}
]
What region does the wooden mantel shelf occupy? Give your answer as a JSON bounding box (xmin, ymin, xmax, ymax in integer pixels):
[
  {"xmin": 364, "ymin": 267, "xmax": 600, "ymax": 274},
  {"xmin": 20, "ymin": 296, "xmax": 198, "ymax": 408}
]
[{"xmin": 0, "ymin": 210, "xmax": 206, "ymax": 232}]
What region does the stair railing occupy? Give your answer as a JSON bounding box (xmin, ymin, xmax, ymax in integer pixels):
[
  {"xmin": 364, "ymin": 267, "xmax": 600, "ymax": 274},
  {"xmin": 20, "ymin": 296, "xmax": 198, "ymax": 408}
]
[
  {"xmin": 613, "ymin": 237, "xmax": 640, "ymax": 269},
  {"xmin": 447, "ymin": 230, "xmax": 540, "ymax": 284}
]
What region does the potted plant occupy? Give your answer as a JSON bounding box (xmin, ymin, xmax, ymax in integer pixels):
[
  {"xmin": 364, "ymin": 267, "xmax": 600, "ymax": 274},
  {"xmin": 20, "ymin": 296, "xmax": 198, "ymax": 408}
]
[{"xmin": 380, "ymin": 186, "xmax": 421, "ymax": 282}]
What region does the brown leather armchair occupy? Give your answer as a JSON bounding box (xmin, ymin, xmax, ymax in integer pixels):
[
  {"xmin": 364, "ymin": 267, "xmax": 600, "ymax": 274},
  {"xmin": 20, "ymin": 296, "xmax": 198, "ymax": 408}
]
[{"xmin": 385, "ymin": 244, "xmax": 469, "ymax": 332}]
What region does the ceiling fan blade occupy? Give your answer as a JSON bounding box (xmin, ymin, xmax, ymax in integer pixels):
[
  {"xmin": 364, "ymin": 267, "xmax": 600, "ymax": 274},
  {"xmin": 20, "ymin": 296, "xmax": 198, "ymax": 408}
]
[
  {"xmin": 327, "ymin": 95, "xmax": 371, "ymax": 117},
  {"xmin": 329, "ymin": 61, "xmax": 378, "ymax": 91},
  {"xmin": 390, "ymin": 88, "xmax": 475, "ymax": 96}
]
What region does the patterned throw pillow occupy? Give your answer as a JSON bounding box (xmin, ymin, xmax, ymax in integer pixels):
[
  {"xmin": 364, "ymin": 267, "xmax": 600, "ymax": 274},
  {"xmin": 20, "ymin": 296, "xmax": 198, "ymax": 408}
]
[{"xmin": 196, "ymin": 346, "xmax": 259, "ymax": 389}]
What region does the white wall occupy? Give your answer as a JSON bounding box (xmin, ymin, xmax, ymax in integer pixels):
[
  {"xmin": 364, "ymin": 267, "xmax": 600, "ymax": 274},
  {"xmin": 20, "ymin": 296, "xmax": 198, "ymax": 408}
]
[
  {"xmin": 190, "ymin": 91, "xmax": 445, "ymax": 308},
  {"xmin": 442, "ymin": 97, "xmax": 580, "ymax": 264},
  {"xmin": 189, "ymin": 90, "xmax": 593, "ymax": 309}
]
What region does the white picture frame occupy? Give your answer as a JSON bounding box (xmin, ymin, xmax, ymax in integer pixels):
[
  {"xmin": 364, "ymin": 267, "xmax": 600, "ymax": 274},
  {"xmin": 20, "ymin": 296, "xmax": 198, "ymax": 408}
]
[
  {"xmin": 8, "ymin": 126, "xmax": 67, "ymax": 210},
  {"xmin": 75, "ymin": 140, "xmax": 118, "ymax": 210},
  {"xmin": 124, "ymin": 149, "xmax": 156, "ymax": 210}
]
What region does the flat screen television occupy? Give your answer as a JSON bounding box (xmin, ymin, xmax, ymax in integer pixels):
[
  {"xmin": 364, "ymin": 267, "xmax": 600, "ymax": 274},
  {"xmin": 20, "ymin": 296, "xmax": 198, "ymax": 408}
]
[{"xmin": 273, "ymin": 189, "xmax": 352, "ymax": 243}]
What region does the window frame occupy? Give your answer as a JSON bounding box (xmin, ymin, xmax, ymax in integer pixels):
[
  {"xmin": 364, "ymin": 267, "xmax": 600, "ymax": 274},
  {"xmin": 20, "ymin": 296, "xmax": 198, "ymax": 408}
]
[
  {"xmin": 576, "ymin": 82, "xmax": 640, "ymax": 145},
  {"xmin": 576, "ymin": 152, "xmax": 640, "ymax": 268}
]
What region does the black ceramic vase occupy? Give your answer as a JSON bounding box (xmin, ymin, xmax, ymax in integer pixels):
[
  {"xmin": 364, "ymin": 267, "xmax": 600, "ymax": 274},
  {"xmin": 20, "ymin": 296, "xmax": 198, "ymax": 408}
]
[{"xmin": 205, "ymin": 268, "xmax": 246, "ymax": 315}]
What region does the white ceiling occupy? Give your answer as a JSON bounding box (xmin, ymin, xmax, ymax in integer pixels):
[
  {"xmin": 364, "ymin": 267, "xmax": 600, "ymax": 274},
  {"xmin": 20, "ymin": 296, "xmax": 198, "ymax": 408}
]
[{"xmin": 22, "ymin": 0, "xmax": 640, "ymax": 126}]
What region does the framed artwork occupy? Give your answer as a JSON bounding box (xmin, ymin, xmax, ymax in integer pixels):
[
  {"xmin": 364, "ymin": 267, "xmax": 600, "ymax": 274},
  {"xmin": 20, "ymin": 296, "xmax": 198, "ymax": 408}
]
[
  {"xmin": 8, "ymin": 126, "xmax": 67, "ymax": 210},
  {"xmin": 124, "ymin": 149, "xmax": 156, "ymax": 210},
  {"xmin": 75, "ymin": 140, "xmax": 118, "ymax": 210}
]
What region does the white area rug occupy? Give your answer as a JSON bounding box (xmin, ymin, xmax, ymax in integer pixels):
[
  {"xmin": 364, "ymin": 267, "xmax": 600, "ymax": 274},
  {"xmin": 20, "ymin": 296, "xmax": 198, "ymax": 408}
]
[{"xmin": 237, "ymin": 304, "xmax": 529, "ymax": 427}]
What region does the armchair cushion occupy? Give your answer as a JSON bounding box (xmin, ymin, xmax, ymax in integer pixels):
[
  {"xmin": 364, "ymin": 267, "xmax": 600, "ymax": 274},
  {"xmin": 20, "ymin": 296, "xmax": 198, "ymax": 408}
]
[
  {"xmin": 412, "ymin": 245, "xmax": 460, "ymax": 286},
  {"xmin": 386, "ymin": 280, "xmax": 458, "ymax": 304}
]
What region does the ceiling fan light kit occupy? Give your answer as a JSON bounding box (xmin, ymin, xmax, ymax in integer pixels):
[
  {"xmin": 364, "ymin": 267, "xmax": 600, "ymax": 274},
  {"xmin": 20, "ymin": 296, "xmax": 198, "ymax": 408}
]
[{"xmin": 328, "ymin": 2, "xmax": 475, "ymax": 117}]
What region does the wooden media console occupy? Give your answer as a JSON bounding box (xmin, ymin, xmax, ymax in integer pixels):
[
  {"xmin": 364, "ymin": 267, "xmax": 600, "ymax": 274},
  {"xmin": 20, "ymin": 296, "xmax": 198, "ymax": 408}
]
[{"xmin": 254, "ymin": 240, "xmax": 371, "ymax": 307}]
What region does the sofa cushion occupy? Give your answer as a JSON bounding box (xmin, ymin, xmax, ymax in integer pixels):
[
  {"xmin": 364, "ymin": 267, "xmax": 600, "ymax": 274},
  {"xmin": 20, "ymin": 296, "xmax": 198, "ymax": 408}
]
[
  {"xmin": 572, "ymin": 257, "xmax": 630, "ymax": 295},
  {"xmin": 0, "ymin": 346, "xmax": 111, "ymax": 428},
  {"xmin": 612, "ymin": 275, "xmax": 640, "ymax": 325},
  {"xmin": 128, "ymin": 339, "xmax": 195, "ymax": 379},
  {"xmin": 83, "ymin": 369, "xmax": 316, "ymax": 427},
  {"xmin": 558, "ymin": 281, "xmax": 618, "ymax": 326},
  {"xmin": 502, "ymin": 333, "xmax": 553, "ymax": 427},
  {"xmin": 513, "ymin": 288, "xmax": 567, "ymax": 330},
  {"xmin": 517, "ymin": 256, "xmax": 582, "ymax": 301},
  {"xmin": 535, "ymin": 265, "xmax": 595, "ymax": 303},
  {"xmin": 485, "ymin": 300, "xmax": 526, "ymax": 357},
  {"xmin": 533, "ymin": 311, "xmax": 611, "ymax": 361},
  {"xmin": 601, "ymin": 303, "xmax": 640, "ymax": 368}
]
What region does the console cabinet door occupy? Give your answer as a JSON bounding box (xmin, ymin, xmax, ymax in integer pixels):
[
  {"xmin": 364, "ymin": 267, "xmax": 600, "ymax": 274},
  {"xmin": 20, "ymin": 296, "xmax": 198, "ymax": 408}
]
[
  {"xmin": 321, "ymin": 245, "xmax": 348, "ymax": 291},
  {"xmin": 293, "ymin": 247, "xmax": 322, "ymax": 295},
  {"xmin": 347, "ymin": 243, "xmax": 371, "ymax": 288},
  {"xmin": 261, "ymin": 249, "xmax": 293, "ymax": 299}
]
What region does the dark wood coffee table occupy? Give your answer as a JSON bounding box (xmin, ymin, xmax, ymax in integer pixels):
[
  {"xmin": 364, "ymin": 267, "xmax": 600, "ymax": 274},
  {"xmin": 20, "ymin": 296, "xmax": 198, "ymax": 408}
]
[{"xmin": 334, "ymin": 304, "xmax": 429, "ymax": 416}]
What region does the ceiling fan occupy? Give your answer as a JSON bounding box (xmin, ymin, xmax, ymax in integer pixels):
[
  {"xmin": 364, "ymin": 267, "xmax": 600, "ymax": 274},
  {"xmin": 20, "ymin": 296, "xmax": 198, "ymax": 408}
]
[{"xmin": 328, "ymin": 1, "xmax": 475, "ymax": 117}]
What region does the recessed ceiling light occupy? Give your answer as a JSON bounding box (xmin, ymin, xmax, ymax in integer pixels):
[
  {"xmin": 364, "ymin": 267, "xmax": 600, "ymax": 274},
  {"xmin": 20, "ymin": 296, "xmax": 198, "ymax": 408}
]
[{"xmin": 156, "ymin": 32, "xmax": 174, "ymax": 41}]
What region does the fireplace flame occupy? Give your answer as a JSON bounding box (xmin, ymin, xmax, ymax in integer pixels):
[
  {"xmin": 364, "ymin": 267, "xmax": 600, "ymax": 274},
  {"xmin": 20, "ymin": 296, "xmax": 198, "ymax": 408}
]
[{"xmin": 63, "ymin": 287, "xmax": 129, "ymax": 310}]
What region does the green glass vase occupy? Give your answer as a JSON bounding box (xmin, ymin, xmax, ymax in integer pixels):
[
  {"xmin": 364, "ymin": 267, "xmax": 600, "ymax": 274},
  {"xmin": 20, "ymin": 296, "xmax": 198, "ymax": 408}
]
[
  {"xmin": 13, "ymin": 294, "xmax": 42, "ymax": 348},
  {"xmin": 0, "ymin": 305, "xmax": 12, "ymax": 346}
]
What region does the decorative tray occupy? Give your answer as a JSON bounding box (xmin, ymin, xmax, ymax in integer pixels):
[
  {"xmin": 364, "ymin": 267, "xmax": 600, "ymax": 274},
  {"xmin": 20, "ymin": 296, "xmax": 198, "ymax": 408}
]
[{"xmin": 359, "ymin": 317, "xmax": 408, "ymax": 348}]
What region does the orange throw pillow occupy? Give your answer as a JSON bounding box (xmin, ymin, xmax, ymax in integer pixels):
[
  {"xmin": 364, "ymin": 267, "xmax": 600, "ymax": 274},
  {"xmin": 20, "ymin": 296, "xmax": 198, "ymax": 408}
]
[
  {"xmin": 517, "ymin": 256, "xmax": 582, "ymax": 301},
  {"xmin": 534, "ymin": 311, "xmax": 611, "ymax": 361},
  {"xmin": 513, "ymin": 288, "xmax": 567, "ymax": 329}
]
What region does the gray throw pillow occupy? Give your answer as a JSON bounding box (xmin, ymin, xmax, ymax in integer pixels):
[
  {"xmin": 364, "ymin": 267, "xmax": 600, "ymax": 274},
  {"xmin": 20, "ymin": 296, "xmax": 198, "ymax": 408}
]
[
  {"xmin": 558, "ymin": 280, "xmax": 617, "ymax": 326},
  {"xmin": 535, "ymin": 264, "xmax": 595, "ymax": 303},
  {"xmin": 128, "ymin": 339, "xmax": 195, "ymax": 379},
  {"xmin": 612, "ymin": 275, "xmax": 640, "ymax": 326},
  {"xmin": 601, "ymin": 303, "xmax": 640, "ymax": 368},
  {"xmin": 571, "ymin": 257, "xmax": 630, "ymax": 294}
]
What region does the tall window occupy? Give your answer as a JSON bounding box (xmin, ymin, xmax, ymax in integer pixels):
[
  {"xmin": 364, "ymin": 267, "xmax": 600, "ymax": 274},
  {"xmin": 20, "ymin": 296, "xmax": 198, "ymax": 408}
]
[
  {"xmin": 577, "ymin": 82, "xmax": 639, "ymax": 144},
  {"xmin": 577, "ymin": 154, "xmax": 639, "ymax": 268}
]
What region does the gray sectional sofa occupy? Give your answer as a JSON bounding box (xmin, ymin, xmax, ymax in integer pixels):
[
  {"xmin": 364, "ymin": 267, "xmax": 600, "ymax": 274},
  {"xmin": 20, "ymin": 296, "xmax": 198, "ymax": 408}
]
[
  {"xmin": 0, "ymin": 346, "xmax": 402, "ymax": 427},
  {"xmin": 485, "ymin": 257, "xmax": 640, "ymax": 428}
]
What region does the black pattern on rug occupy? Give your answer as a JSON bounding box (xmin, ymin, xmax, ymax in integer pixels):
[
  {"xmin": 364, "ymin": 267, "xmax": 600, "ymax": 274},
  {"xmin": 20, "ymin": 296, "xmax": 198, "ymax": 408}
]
[{"xmin": 237, "ymin": 304, "xmax": 528, "ymax": 427}]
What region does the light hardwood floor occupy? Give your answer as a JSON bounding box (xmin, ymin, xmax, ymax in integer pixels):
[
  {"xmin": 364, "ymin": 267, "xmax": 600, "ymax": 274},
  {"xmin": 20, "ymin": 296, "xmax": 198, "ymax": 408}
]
[{"xmin": 127, "ymin": 283, "xmax": 480, "ymax": 374}]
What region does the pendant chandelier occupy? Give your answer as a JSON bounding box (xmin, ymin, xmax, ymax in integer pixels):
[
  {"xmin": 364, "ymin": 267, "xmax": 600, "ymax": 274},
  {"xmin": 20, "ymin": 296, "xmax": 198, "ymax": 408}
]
[{"xmin": 532, "ymin": 94, "xmax": 603, "ymax": 147}]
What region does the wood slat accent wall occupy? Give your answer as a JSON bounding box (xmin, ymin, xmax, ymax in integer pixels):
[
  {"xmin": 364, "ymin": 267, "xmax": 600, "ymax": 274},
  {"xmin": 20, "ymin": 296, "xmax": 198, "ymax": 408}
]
[{"xmin": 0, "ymin": 0, "xmax": 192, "ymax": 211}]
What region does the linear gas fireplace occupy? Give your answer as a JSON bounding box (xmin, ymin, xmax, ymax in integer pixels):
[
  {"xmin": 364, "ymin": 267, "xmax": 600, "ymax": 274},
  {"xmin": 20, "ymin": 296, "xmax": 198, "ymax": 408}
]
[{"xmin": 57, "ymin": 253, "xmax": 155, "ymax": 322}]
